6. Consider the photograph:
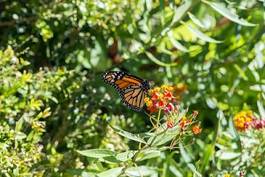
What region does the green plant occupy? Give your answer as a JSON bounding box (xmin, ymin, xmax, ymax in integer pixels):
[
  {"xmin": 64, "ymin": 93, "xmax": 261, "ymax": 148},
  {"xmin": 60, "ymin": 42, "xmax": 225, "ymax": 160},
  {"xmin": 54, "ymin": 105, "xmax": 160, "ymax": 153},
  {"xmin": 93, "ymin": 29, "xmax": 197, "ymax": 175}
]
[
  {"xmin": 77, "ymin": 85, "xmax": 202, "ymax": 176},
  {"xmin": 0, "ymin": 0, "xmax": 264, "ymax": 176}
]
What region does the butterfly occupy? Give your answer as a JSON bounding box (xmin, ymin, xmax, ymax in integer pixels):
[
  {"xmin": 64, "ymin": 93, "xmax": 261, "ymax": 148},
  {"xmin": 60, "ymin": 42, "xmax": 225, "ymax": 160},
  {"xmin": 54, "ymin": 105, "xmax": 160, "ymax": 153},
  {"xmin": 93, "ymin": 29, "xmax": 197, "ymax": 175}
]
[{"xmin": 102, "ymin": 71, "xmax": 150, "ymax": 111}]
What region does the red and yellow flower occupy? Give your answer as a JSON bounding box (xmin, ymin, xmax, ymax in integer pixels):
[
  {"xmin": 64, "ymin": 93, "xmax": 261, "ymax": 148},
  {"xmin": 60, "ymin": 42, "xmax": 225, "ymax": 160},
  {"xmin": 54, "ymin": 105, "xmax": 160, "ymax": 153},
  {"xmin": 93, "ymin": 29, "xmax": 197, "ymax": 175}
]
[
  {"xmin": 145, "ymin": 84, "xmax": 202, "ymax": 136},
  {"xmin": 178, "ymin": 116, "xmax": 191, "ymax": 130},
  {"xmin": 233, "ymin": 110, "xmax": 254, "ymax": 131},
  {"xmin": 144, "ymin": 84, "xmax": 187, "ymax": 114}
]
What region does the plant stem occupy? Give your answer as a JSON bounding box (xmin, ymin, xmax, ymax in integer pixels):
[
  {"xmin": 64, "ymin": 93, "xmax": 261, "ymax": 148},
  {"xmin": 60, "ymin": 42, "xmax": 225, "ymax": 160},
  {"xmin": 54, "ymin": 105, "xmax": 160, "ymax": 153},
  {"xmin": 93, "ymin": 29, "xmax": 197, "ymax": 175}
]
[{"xmin": 156, "ymin": 109, "xmax": 162, "ymax": 128}]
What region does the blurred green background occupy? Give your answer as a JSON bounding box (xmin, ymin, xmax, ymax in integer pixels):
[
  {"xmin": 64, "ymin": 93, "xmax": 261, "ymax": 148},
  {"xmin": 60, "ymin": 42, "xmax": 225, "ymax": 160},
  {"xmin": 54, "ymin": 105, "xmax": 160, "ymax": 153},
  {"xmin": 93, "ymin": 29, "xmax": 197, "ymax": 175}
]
[{"xmin": 0, "ymin": 0, "xmax": 264, "ymax": 176}]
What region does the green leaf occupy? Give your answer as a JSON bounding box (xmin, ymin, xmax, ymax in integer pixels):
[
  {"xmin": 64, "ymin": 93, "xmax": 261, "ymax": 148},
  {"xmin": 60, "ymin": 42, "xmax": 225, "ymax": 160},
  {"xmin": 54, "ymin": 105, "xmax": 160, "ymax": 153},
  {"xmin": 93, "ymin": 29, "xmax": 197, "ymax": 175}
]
[
  {"xmin": 167, "ymin": 31, "xmax": 188, "ymax": 52},
  {"xmin": 145, "ymin": 51, "xmax": 178, "ymax": 67},
  {"xmin": 82, "ymin": 172, "xmax": 94, "ymax": 177},
  {"xmin": 96, "ymin": 167, "xmax": 123, "ymax": 177},
  {"xmin": 199, "ymin": 144, "xmax": 213, "ymax": 174},
  {"xmin": 116, "ymin": 150, "xmax": 136, "ymax": 162},
  {"xmin": 250, "ymin": 84, "xmax": 265, "ymax": 91},
  {"xmin": 187, "ymin": 163, "xmax": 202, "ymax": 177},
  {"xmin": 172, "ymin": 0, "xmax": 192, "ymax": 23},
  {"xmin": 76, "ymin": 149, "xmax": 115, "ymax": 159},
  {"xmin": 179, "ymin": 143, "xmax": 192, "ymax": 162},
  {"xmin": 159, "ymin": 0, "xmax": 165, "ymax": 25},
  {"xmin": 234, "ymin": 64, "xmax": 248, "ymax": 80},
  {"xmin": 216, "ymin": 151, "xmax": 241, "ymax": 160},
  {"xmin": 169, "ymin": 165, "xmax": 183, "ymax": 177},
  {"xmin": 111, "ymin": 126, "xmax": 146, "ymax": 144},
  {"xmin": 203, "ymin": 1, "xmax": 256, "ymax": 26},
  {"xmin": 136, "ymin": 148, "xmax": 161, "ymax": 161},
  {"xmin": 206, "ymin": 97, "xmax": 217, "ymax": 109},
  {"xmin": 145, "ymin": 0, "xmax": 153, "ymax": 11},
  {"xmin": 14, "ymin": 132, "xmax": 27, "ymax": 140},
  {"xmin": 65, "ymin": 169, "xmax": 95, "ymax": 177},
  {"xmin": 147, "ymin": 126, "xmax": 179, "ymax": 146},
  {"xmin": 125, "ymin": 166, "xmax": 157, "ymax": 177},
  {"xmin": 186, "ymin": 24, "xmax": 222, "ymax": 43},
  {"xmin": 188, "ymin": 12, "xmax": 206, "ymax": 29},
  {"xmin": 257, "ymin": 100, "xmax": 265, "ymax": 118},
  {"xmin": 102, "ymin": 156, "xmax": 122, "ymax": 164},
  {"xmin": 161, "ymin": 0, "xmax": 192, "ymax": 35},
  {"xmin": 15, "ymin": 117, "xmax": 24, "ymax": 132}
]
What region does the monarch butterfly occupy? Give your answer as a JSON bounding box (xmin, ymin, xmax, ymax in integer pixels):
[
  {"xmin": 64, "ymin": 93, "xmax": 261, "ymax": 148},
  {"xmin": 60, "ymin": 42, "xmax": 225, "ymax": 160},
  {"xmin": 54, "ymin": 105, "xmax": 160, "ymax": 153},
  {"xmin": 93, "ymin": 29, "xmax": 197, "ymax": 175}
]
[{"xmin": 102, "ymin": 71, "xmax": 150, "ymax": 111}]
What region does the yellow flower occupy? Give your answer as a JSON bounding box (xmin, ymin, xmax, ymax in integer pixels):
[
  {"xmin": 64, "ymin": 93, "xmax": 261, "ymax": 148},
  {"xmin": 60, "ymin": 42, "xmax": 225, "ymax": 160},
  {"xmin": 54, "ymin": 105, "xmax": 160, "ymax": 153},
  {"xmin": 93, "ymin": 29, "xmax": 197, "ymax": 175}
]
[
  {"xmin": 233, "ymin": 110, "xmax": 254, "ymax": 131},
  {"xmin": 149, "ymin": 87, "xmax": 161, "ymax": 95},
  {"xmin": 175, "ymin": 83, "xmax": 187, "ymax": 93},
  {"xmin": 161, "ymin": 85, "xmax": 174, "ymax": 91},
  {"xmin": 144, "ymin": 97, "xmax": 153, "ymax": 107},
  {"xmin": 32, "ymin": 121, "xmax": 46, "ymax": 132},
  {"xmin": 223, "ymin": 173, "xmax": 231, "ymax": 177}
]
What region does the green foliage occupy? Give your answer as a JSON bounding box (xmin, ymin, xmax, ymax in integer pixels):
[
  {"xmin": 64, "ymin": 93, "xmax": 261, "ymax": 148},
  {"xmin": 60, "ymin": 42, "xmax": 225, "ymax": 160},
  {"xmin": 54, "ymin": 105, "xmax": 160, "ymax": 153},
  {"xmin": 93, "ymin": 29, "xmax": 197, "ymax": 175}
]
[
  {"xmin": 0, "ymin": 0, "xmax": 264, "ymax": 176},
  {"xmin": 0, "ymin": 47, "xmax": 65, "ymax": 175},
  {"xmin": 77, "ymin": 107, "xmax": 200, "ymax": 177}
]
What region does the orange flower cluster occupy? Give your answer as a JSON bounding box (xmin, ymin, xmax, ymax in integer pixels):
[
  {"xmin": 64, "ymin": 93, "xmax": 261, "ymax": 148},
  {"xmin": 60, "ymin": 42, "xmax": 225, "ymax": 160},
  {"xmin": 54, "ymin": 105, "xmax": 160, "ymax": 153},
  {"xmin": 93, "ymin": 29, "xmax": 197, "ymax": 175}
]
[
  {"xmin": 233, "ymin": 110, "xmax": 255, "ymax": 131},
  {"xmin": 177, "ymin": 113, "xmax": 202, "ymax": 135},
  {"xmin": 234, "ymin": 110, "xmax": 265, "ymax": 131},
  {"xmin": 144, "ymin": 84, "xmax": 186, "ymax": 114},
  {"xmin": 179, "ymin": 116, "xmax": 191, "ymax": 129},
  {"xmin": 192, "ymin": 125, "xmax": 202, "ymax": 135},
  {"xmin": 145, "ymin": 84, "xmax": 201, "ymax": 135}
]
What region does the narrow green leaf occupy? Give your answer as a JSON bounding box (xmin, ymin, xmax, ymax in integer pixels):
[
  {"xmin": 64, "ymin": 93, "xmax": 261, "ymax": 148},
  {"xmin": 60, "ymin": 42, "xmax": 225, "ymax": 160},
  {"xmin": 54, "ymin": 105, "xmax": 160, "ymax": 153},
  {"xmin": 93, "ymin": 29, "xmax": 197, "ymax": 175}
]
[
  {"xmin": 203, "ymin": 1, "xmax": 256, "ymax": 26},
  {"xmin": 228, "ymin": 116, "xmax": 241, "ymax": 147},
  {"xmin": 159, "ymin": 0, "xmax": 165, "ymax": 25},
  {"xmin": 111, "ymin": 126, "xmax": 146, "ymax": 144},
  {"xmin": 167, "ymin": 31, "xmax": 188, "ymax": 52},
  {"xmin": 14, "ymin": 132, "xmax": 27, "ymax": 140},
  {"xmin": 145, "ymin": 0, "xmax": 153, "ymax": 11},
  {"xmin": 188, "ymin": 12, "xmax": 206, "ymax": 29},
  {"xmin": 136, "ymin": 149, "xmax": 161, "ymax": 161},
  {"xmin": 186, "ymin": 24, "xmax": 222, "ymax": 43},
  {"xmin": 199, "ymin": 144, "xmax": 213, "ymax": 174},
  {"xmin": 125, "ymin": 166, "xmax": 156, "ymax": 177},
  {"xmin": 216, "ymin": 151, "xmax": 241, "ymax": 160},
  {"xmin": 187, "ymin": 163, "xmax": 202, "ymax": 177},
  {"xmin": 250, "ymin": 84, "xmax": 265, "ymax": 91},
  {"xmin": 96, "ymin": 167, "xmax": 123, "ymax": 177},
  {"xmin": 15, "ymin": 117, "xmax": 24, "ymax": 132},
  {"xmin": 179, "ymin": 143, "xmax": 192, "ymax": 162},
  {"xmin": 257, "ymin": 100, "xmax": 265, "ymax": 118},
  {"xmin": 234, "ymin": 64, "xmax": 248, "ymax": 80},
  {"xmin": 76, "ymin": 149, "xmax": 115, "ymax": 159},
  {"xmin": 172, "ymin": 0, "xmax": 192, "ymax": 23},
  {"xmin": 65, "ymin": 169, "xmax": 93, "ymax": 177},
  {"xmin": 147, "ymin": 126, "xmax": 179, "ymax": 146},
  {"xmin": 161, "ymin": 0, "xmax": 192, "ymax": 35},
  {"xmin": 150, "ymin": 132, "xmax": 175, "ymax": 146},
  {"xmin": 169, "ymin": 165, "xmax": 183, "ymax": 177},
  {"xmin": 102, "ymin": 156, "xmax": 122, "ymax": 164},
  {"xmin": 206, "ymin": 97, "xmax": 217, "ymax": 109},
  {"xmin": 145, "ymin": 51, "xmax": 178, "ymax": 67},
  {"xmin": 82, "ymin": 172, "xmax": 94, "ymax": 177},
  {"xmin": 116, "ymin": 151, "xmax": 136, "ymax": 162}
]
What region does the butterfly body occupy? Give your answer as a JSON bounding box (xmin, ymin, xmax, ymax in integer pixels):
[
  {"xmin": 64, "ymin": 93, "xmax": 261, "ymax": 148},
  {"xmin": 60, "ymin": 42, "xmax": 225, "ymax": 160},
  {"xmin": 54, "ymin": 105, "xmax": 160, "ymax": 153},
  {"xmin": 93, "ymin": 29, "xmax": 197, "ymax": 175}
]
[{"xmin": 102, "ymin": 71, "xmax": 150, "ymax": 111}]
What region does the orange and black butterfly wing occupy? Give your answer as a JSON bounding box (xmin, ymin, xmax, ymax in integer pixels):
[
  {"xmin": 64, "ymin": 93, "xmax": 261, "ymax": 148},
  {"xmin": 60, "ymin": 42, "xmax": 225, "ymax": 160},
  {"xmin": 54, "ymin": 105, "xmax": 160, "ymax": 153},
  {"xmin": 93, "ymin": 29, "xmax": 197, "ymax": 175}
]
[
  {"xmin": 102, "ymin": 71, "xmax": 149, "ymax": 111},
  {"xmin": 103, "ymin": 71, "xmax": 142, "ymax": 93},
  {"xmin": 121, "ymin": 85, "xmax": 147, "ymax": 111}
]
